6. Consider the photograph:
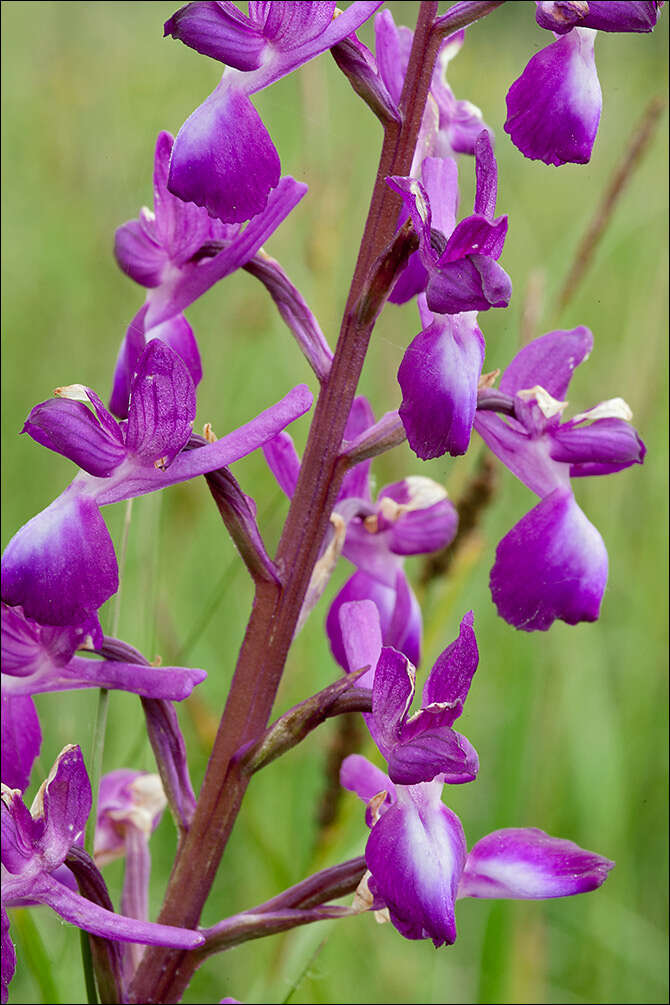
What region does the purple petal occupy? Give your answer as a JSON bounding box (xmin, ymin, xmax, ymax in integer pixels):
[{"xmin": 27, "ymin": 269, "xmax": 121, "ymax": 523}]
[
  {"xmin": 125, "ymin": 340, "xmax": 196, "ymax": 465},
  {"xmin": 250, "ymin": 2, "xmax": 337, "ymax": 49},
  {"xmin": 326, "ymin": 571, "xmax": 397, "ymax": 670},
  {"xmin": 387, "ymin": 497, "xmax": 458, "ymax": 556},
  {"xmin": 388, "ymin": 726, "xmax": 478, "ymax": 786},
  {"xmin": 505, "ymin": 28, "xmax": 602, "ymax": 166},
  {"xmin": 338, "ymin": 598, "xmax": 382, "ymax": 687},
  {"xmin": 578, "ymin": 2, "xmax": 662, "ymax": 32},
  {"xmin": 93, "ymin": 384, "xmax": 313, "ymax": 506},
  {"xmin": 374, "ymin": 8, "xmax": 412, "ymax": 105},
  {"xmin": 35, "ymin": 745, "xmax": 91, "ymax": 870},
  {"xmin": 245, "ymin": 2, "xmax": 384, "ymax": 88},
  {"xmin": 165, "ymin": 2, "xmax": 266, "ymax": 70},
  {"xmin": 474, "ymin": 411, "xmax": 568, "ymax": 498},
  {"xmin": 168, "ymin": 84, "xmax": 280, "ymax": 225},
  {"xmin": 339, "ymin": 396, "xmax": 376, "ymax": 503},
  {"xmin": 146, "ymin": 316, "xmax": 202, "ymax": 390},
  {"xmin": 1, "ymin": 604, "xmax": 101, "ymax": 678},
  {"xmin": 366, "ymin": 785, "xmax": 467, "ymax": 946},
  {"xmin": 388, "ymin": 248, "xmax": 429, "ymax": 305},
  {"xmin": 421, "ymin": 155, "xmax": 459, "ymax": 238},
  {"xmin": 151, "ymin": 130, "xmax": 214, "ymax": 262},
  {"xmin": 1, "ymin": 908, "xmax": 15, "ymax": 1005},
  {"xmin": 423, "ymin": 611, "xmax": 478, "ymax": 712},
  {"xmin": 441, "ymin": 214, "xmax": 508, "ymax": 263},
  {"xmin": 458, "ymin": 827, "xmax": 614, "ymax": 898},
  {"xmin": 1, "ymin": 493, "xmax": 118, "ymax": 626},
  {"xmin": 551, "ymin": 417, "xmax": 646, "ymax": 474},
  {"xmin": 22, "ymin": 397, "xmax": 127, "ymax": 478},
  {"xmin": 109, "ymin": 307, "xmax": 148, "ymax": 419},
  {"xmin": 386, "ymin": 175, "xmax": 434, "ymax": 263},
  {"xmin": 490, "ymin": 489, "xmax": 608, "ymax": 631},
  {"xmin": 399, "ymin": 309, "xmax": 485, "ymax": 459},
  {"xmin": 473, "ymin": 129, "xmax": 498, "ymax": 218},
  {"xmin": 32, "ymin": 872, "xmax": 204, "ymax": 949},
  {"xmin": 96, "ymin": 770, "xmax": 164, "ymax": 864},
  {"xmin": 535, "ymin": 1, "xmax": 592, "ymax": 34},
  {"xmin": 387, "ymin": 570, "xmax": 422, "ymax": 668},
  {"xmin": 427, "ymin": 254, "xmax": 512, "ymax": 314},
  {"xmin": 114, "ymin": 219, "xmax": 168, "ymax": 287},
  {"xmin": 1, "ymin": 694, "xmax": 41, "ymax": 791},
  {"xmin": 340, "ymin": 753, "xmax": 395, "ymax": 807},
  {"xmin": 6, "ymin": 653, "xmax": 206, "ymax": 701},
  {"xmin": 262, "ymin": 430, "xmax": 300, "ymax": 499},
  {"xmin": 327, "ymin": 570, "xmax": 421, "ymax": 671},
  {"xmin": 371, "ymin": 647, "xmax": 415, "ymax": 756},
  {"xmin": 146, "ymin": 177, "xmax": 307, "ymax": 328},
  {"xmin": 499, "ymin": 326, "xmax": 593, "ymax": 399}
]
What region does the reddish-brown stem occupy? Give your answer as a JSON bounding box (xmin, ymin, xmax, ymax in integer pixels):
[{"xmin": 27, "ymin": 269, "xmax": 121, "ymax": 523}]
[{"xmin": 129, "ymin": 6, "xmax": 441, "ymax": 1002}]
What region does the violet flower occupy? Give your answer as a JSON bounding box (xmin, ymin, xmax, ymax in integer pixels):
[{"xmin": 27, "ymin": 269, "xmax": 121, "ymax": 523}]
[
  {"xmin": 1, "ymin": 746, "xmax": 204, "ymax": 1004},
  {"xmin": 372, "ymin": 10, "xmax": 489, "ymax": 158},
  {"xmin": 164, "ymin": 1, "xmax": 383, "ymax": 223},
  {"xmin": 475, "ymin": 327, "xmax": 645, "ymax": 631},
  {"xmin": 339, "ymin": 602, "xmax": 613, "ymax": 946},
  {"xmin": 263, "ymin": 397, "xmax": 457, "ymax": 668},
  {"xmin": 2, "ymin": 340, "xmax": 312, "ymax": 626},
  {"xmin": 505, "ymin": 3, "xmax": 663, "ymax": 166},
  {"xmin": 96, "ymin": 771, "xmax": 167, "ymax": 973},
  {"xmin": 111, "ymin": 131, "xmax": 307, "ymax": 416},
  {"xmin": 387, "ymin": 131, "xmax": 511, "ymax": 315},
  {"xmin": 339, "ymin": 601, "xmax": 480, "ymax": 787},
  {"xmin": 1, "ymin": 603, "xmax": 206, "ymax": 701}
]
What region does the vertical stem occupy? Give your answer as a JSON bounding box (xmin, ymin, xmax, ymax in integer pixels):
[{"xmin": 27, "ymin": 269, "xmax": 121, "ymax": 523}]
[{"xmin": 129, "ymin": 6, "xmax": 442, "ymax": 1001}]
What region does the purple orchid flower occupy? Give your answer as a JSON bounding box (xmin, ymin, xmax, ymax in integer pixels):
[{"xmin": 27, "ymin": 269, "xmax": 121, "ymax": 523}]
[
  {"xmin": 1, "ymin": 603, "xmax": 206, "ymax": 701},
  {"xmin": 339, "ymin": 601, "xmax": 480, "ymax": 787},
  {"xmin": 1, "ymin": 746, "xmax": 204, "ymax": 1004},
  {"xmin": 475, "ymin": 327, "xmax": 646, "ymax": 631},
  {"xmin": 374, "ymin": 10, "xmax": 490, "ymax": 159},
  {"xmin": 387, "ymin": 131, "xmax": 511, "ymax": 315},
  {"xmin": 263, "ymin": 397, "xmax": 457, "ymax": 668},
  {"xmin": 505, "ymin": 3, "xmax": 663, "ymax": 166},
  {"xmin": 163, "ymin": 1, "xmax": 383, "ymax": 223},
  {"xmin": 1, "ymin": 340, "xmax": 312, "ymax": 626},
  {"xmin": 95, "ymin": 770, "xmax": 167, "ymax": 973},
  {"xmin": 111, "ymin": 131, "xmax": 307, "ymax": 416},
  {"xmin": 338, "ymin": 602, "xmax": 613, "ymax": 946}
]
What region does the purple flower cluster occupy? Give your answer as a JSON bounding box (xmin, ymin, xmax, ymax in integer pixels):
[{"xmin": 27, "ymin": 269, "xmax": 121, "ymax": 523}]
[
  {"xmin": 2, "ymin": 2, "xmax": 661, "ymax": 1001},
  {"xmin": 337, "ymin": 601, "xmax": 613, "ymax": 945}
]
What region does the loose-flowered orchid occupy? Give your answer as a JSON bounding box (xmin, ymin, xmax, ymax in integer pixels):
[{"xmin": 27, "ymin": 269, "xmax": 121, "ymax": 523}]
[
  {"xmin": 263, "ymin": 397, "xmax": 457, "ymax": 668},
  {"xmin": 163, "ymin": 1, "xmax": 383, "ymax": 223},
  {"xmin": 1, "ymin": 747, "xmax": 204, "ymax": 1004},
  {"xmin": 475, "ymin": 327, "xmax": 645, "ymax": 630},
  {"xmin": 371, "ymin": 10, "xmax": 489, "ymax": 158},
  {"xmin": 387, "ymin": 131, "xmax": 511, "ymax": 315},
  {"xmin": 1, "ymin": 340, "xmax": 312, "ymax": 626},
  {"xmin": 1, "ymin": 603, "xmax": 206, "ymax": 701},
  {"xmin": 338, "ymin": 601, "xmax": 614, "ymax": 946},
  {"xmin": 112, "ymin": 130, "xmax": 307, "ymax": 416},
  {"xmin": 505, "ymin": 2, "xmax": 663, "ymax": 166}
]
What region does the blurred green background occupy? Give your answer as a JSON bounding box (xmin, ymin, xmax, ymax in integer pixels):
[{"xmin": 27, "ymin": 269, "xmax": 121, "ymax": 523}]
[{"xmin": 1, "ymin": 3, "xmax": 668, "ymax": 1003}]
